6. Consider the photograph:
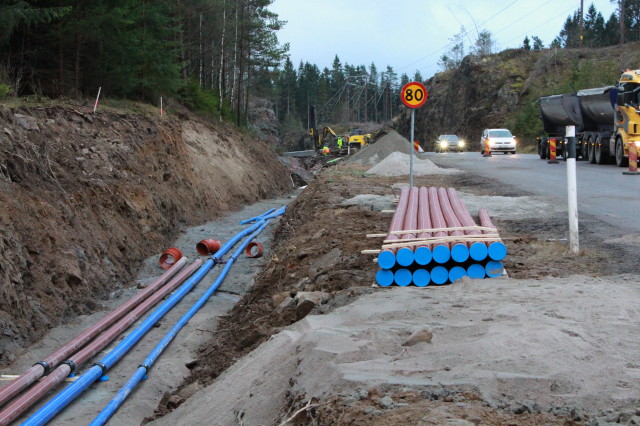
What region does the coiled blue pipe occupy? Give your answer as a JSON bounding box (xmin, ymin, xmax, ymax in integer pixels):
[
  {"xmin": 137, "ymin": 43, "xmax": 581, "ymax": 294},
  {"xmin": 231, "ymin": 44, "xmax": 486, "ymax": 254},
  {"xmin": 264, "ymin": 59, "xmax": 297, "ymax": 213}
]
[
  {"xmin": 90, "ymin": 219, "xmax": 274, "ymax": 425},
  {"xmin": 22, "ymin": 207, "xmax": 284, "ymax": 426}
]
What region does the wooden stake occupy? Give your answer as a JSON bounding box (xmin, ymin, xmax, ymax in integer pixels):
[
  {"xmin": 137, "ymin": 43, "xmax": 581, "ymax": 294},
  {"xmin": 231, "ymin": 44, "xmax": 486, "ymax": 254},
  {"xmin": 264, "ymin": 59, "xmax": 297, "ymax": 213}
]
[{"xmin": 93, "ymin": 86, "xmax": 102, "ymax": 113}]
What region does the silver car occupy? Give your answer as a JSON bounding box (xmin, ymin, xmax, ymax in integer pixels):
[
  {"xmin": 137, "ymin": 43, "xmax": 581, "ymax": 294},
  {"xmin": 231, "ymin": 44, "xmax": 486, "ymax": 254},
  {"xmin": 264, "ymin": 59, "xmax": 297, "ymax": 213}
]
[
  {"xmin": 480, "ymin": 128, "xmax": 517, "ymax": 154},
  {"xmin": 436, "ymin": 134, "xmax": 466, "ymax": 152}
]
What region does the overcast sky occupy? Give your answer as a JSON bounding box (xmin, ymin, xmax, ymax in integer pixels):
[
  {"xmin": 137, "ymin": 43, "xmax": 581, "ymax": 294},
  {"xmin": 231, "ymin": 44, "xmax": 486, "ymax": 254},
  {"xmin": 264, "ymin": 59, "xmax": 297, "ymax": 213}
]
[{"xmin": 270, "ymin": 0, "xmax": 618, "ymax": 80}]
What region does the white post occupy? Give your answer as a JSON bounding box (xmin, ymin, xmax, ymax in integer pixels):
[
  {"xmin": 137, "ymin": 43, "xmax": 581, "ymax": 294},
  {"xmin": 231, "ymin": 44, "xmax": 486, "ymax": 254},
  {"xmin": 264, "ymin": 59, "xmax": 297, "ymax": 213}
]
[
  {"xmin": 409, "ymin": 109, "xmax": 415, "ymax": 188},
  {"xmin": 93, "ymin": 87, "xmax": 102, "ymax": 113},
  {"xmin": 566, "ymin": 125, "xmax": 579, "ymax": 254}
]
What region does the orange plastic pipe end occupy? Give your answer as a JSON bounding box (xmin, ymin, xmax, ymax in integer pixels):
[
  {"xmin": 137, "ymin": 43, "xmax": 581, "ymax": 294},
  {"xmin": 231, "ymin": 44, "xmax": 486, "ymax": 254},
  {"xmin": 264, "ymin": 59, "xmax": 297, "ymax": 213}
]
[
  {"xmin": 196, "ymin": 239, "xmax": 221, "ymax": 256},
  {"xmin": 245, "ymin": 242, "xmax": 264, "ymax": 258},
  {"xmin": 159, "ymin": 247, "xmax": 183, "ymax": 269}
]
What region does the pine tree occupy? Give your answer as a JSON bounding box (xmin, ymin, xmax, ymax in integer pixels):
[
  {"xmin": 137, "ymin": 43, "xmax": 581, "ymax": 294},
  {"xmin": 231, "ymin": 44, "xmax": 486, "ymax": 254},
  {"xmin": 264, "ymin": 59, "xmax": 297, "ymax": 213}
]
[
  {"xmin": 522, "ymin": 36, "xmax": 531, "ymax": 50},
  {"xmin": 532, "ymin": 36, "xmax": 544, "ymax": 50}
]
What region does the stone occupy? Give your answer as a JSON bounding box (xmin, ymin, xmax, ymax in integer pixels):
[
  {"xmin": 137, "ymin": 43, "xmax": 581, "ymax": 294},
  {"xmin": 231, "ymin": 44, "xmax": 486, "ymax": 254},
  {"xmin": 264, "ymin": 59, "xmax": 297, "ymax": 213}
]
[
  {"xmin": 571, "ymin": 406, "xmax": 585, "ymax": 421},
  {"xmin": 379, "ymin": 396, "xmax": 394, "ymax": 409},
  {"xmin": 14, "ymin": 114, "xmax": 39, "ymax": 131},
  {"xmin": 185, "ymin": 359, "xmax": 199, "ymax": 369},
  {"xmin": 296, "ymin": 299, "xmax": 316, "ymax": 320},
  {"xmin": 629, "ymin": 416, "xmax": 640, "ymax": 425},
  {"xmin": 363, "ymin": 406, "xmax": 376, "ymax": 414},
  {"xmin": 619, "ymin": 411, "xmax": 637, "ymax": 423},
  {"xmin": 356, "ymin": 388, "xmax": 369, "ymax": 400},
  {"xmin": 446, "ymin": 420, "xmax": 475, "ymax": 426},
  {"xmin": 277, "ymin": 297, "xmax": 295, "ymax": 313},
  {"xmin": 178, "ymin": 381, "xmax": 202, "ymax": 399},
  {"xmin": 402, "ymin": 328, "xmax": 433, "ymax": 346},
  {"xmin": 272, "ymin": 291, "xmax": 291, "ymax": 307},
  {"xmin": 372, "ymin": 410, "xmax": 383, "ymax": 416},
  {"xmin": 167, "ymin": 394, "xmax": 184, "ymax": 409},
  {"xmin": 295, "ymin": 291, "xmax": 332, "ymax": 305},
  {"xmin": 443, "ymin": 396, "xmax": 454, "ymax": 402}
]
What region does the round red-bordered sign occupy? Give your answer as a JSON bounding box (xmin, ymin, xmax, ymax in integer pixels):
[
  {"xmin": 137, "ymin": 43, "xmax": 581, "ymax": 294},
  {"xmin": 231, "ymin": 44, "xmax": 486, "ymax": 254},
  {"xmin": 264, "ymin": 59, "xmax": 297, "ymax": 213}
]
[{"xmin": 401, "ymin": 82, "xmax": 428, "ymax": 109}]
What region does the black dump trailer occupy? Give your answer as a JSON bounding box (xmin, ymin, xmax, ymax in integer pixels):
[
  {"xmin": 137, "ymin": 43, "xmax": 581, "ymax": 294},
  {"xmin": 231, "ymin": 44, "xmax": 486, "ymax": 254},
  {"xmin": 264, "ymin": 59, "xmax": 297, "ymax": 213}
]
[{"xmin": 538, "ymin": 86, "xmax": 617, "ymax": 163}]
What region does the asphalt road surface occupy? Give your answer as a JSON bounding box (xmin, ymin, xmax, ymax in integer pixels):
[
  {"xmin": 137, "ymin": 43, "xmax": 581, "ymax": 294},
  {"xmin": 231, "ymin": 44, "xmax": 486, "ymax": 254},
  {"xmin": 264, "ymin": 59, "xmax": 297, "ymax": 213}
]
[{"xmin": 428, "ymin": 152, "xmax": 640, "ymax": 235}]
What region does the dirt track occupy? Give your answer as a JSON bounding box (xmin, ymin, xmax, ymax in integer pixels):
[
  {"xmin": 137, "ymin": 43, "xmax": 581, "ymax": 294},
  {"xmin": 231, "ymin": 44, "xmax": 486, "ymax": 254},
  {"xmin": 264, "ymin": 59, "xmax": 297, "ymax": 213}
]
[{"xmin": 150, "ymin": 159, "xmax": 640, "ymax": 425}]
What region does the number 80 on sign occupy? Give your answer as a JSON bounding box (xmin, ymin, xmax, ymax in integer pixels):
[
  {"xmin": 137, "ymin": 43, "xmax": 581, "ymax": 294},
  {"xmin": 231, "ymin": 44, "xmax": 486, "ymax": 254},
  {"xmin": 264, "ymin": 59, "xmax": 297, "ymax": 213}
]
[{"xmin": 400, "ymin": 81, "xmax": 428, "ymax": 109}]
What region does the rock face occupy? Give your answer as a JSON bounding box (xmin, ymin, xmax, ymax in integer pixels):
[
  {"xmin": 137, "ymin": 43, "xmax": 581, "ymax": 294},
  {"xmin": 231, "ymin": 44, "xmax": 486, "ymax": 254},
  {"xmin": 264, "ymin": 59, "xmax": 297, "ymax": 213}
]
[{"xmin": 248, "ymin": 97, "xmax": 279, "ymax": 145}]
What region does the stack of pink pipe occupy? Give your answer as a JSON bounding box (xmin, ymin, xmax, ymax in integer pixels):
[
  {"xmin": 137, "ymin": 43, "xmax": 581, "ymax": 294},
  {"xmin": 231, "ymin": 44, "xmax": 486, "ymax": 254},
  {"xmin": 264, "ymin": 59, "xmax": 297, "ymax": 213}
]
[{"xmin": 376, "ymin": 187, "xmax": 507, "ymax": 286}]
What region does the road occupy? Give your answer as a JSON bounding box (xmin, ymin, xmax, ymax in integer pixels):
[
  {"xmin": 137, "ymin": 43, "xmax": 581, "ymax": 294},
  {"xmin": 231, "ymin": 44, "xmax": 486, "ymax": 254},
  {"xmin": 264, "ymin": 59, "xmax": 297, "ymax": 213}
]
[{"xmin": 427, "ymin": 152, "xmax": 640, "ymax": 234}]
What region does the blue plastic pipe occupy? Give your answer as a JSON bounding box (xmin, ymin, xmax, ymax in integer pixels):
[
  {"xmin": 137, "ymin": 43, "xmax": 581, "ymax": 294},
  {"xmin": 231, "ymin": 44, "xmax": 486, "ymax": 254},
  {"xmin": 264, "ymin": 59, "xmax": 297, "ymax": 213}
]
[
  {"xmin": 239, "ymin": 208, "xmax": 276, "ymax": 225},
  {"xmin": 22, "ymin": 207, "xmax": 284, "ymax": 426},
  {"xmin": 90, "ymin": 219, "xmax": 275, "ymax": 426}
]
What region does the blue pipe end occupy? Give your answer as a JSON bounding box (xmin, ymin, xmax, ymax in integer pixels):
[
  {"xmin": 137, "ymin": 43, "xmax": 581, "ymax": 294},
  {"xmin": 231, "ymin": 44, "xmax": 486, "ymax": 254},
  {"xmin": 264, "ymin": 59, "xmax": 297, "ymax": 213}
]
[
  {"xmin": 432, "ymin": 245, "xmax": 451, "ymax": 264},
  {"xmin": 488, "ymin": 241, "xmax": 507, "ymax": 261},
  {"xmin": 99, "ymin": 375, "xmax": 109, "ymax": 382},
  {"xmin": 467, "ymin": 264, "xmax": 486, "ymax": 279},
  {"xmin": 414, "ymin": 246, "xmax": 432, "ymax": 265},
  {"xmin": 431, "ymin": 266, "xmax": 449, "ymax": 285},
  {"xmin": 394, "ymin": 269, "xmax": 412, "ymax": 286},
  {"xmin": 378, "ymin": 250, "xmax": 396, "ymax": 269},
  {"xmin": 396, "ymin": 247, "xmax": 414, "ymax": 267},
  {"xmin": 449, "ymin": 266, "xmax": 467, "ymax": 283},
  {"xmin": 412, "ymin": 269, "xmax": 430, "ymax": 287},
  {"xmin": 486, "ymin": 260, "xmax": 504, "ymax": 278},
  {"xmin": 376, "ymin": 269, "xmax": 394, "ymax": 287},
  {"xmin": 451, "ymin": 243, "xmax": 470, "ymax": 263},
  {"xmin": 469, "ymin": 242, "xmax": 488, "ymax": 261}
]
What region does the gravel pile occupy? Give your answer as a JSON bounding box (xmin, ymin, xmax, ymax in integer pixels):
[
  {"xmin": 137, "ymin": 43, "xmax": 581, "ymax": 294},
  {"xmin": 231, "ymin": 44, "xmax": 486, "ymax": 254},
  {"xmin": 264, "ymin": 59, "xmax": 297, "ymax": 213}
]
[
  {"xmin": 366, "ymin": 151, "xmax": 460, "ymax": 176},
  {"xmin": 346, "ymin": 130, "xmax": 415, "ymax": 165}
]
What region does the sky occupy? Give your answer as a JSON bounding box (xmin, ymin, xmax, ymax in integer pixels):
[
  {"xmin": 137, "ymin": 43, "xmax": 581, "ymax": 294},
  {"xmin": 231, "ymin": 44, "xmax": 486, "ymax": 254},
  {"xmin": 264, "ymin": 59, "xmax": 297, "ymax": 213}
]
[{"xmin": 270, "ymin": 0, "xmax": 618, "ymax": 80}]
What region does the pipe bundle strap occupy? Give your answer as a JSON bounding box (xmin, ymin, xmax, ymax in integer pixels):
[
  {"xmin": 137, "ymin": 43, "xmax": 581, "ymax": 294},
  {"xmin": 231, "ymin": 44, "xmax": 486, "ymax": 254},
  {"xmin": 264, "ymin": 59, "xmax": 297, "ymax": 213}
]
[
  {"xmin": 61, "ymin": 361, "xmax": 76, "ymax": 374},
  {"xmin": 32, "ymin": 362, "xmax": 50, "ymax": 376}
]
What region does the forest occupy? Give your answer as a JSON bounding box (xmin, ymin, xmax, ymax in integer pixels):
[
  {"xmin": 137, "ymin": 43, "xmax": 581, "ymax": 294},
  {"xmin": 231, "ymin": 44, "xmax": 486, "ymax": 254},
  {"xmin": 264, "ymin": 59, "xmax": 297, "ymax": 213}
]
[{"xmin": 0, "ymin": 1, "xmax": 639, "ymax": 130}]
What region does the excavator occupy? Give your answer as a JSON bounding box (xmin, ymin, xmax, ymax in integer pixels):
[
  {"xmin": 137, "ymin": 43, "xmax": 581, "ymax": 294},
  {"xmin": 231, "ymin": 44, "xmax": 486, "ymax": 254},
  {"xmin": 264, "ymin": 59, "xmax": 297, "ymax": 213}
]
[{"xmin": 308, "ymin": 105, "xmax": 370, "ymax": 154}]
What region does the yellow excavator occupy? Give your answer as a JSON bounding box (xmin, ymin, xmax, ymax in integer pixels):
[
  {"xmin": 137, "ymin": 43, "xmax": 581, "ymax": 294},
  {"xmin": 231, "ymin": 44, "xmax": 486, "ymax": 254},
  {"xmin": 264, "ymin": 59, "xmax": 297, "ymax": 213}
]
[{"xmin": 347, "ymin": 128, "xmax": 372, "ymax": 149}]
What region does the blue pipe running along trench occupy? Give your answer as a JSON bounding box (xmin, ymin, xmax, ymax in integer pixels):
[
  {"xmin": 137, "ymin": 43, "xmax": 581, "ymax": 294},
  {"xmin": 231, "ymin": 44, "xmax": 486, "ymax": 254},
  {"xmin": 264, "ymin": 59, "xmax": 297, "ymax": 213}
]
[
  {"xmin": 90, "ymin": 219, "xmax": 274, "ymax": 425},
  {"xmin": 22, "ymin": 206, "xmax": 285, "ymax": 426}
]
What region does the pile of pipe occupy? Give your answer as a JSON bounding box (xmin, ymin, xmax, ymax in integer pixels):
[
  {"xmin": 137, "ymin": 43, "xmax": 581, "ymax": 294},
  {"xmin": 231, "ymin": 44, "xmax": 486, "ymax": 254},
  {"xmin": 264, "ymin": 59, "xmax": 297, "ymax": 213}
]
[{"xmin": 375, "ymin": 187, "xmax": 507, "ymax": 286}]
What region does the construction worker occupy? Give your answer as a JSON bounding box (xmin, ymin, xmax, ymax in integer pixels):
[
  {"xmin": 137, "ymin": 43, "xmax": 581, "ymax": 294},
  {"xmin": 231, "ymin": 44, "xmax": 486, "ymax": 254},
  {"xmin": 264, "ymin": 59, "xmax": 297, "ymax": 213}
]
[
  {"xmin": 337, "ymin": 137, "xmax": 343, "ymax": 149},
  {"xmin": 322, "ymin": 146, "xmax": 330, "ymax": 156}
]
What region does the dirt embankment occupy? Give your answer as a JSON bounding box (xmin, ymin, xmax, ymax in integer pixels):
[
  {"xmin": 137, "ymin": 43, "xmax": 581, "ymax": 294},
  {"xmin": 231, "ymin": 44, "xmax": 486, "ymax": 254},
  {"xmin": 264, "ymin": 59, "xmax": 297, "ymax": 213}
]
[{"xmin": 0, "ymin": 104, "xmax": 291, "ymax": 365}]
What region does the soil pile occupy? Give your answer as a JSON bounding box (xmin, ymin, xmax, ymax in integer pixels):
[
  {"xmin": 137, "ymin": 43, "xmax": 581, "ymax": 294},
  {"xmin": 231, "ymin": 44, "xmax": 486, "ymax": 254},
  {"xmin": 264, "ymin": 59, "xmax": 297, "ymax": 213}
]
[
  {"xmin": 366, "ymin": 151, "xmax": 460, "ymax": 176},
  {"xmin": 0, "ymin": 103, "xmax": 291, "ymax": 365},
  {"xmin": 346, "ymin": 130, "xmax": 414, "ymax": 165}
]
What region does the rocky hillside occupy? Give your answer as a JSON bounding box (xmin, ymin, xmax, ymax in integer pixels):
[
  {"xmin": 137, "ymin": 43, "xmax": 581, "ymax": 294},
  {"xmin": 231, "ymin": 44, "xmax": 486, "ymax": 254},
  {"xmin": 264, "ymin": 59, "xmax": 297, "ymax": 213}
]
[
  {"xmin": 0, "ymin": 102, "xmax": 291, "ymax": 365},
  {"xmin": 400, "ymin": 42, "xmax": 640, "ymax": 151}
]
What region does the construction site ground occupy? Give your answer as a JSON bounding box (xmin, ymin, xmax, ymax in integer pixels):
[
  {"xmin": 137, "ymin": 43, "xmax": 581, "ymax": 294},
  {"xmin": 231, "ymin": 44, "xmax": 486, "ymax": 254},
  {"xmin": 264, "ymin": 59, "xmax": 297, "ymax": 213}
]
[
  {"xmin": 3, "ymin": 123, "xmax": 640, "ymax": 425},
  {"xmin": 153, "ymin": 159, "xmax": 640, "ymax": 425}
]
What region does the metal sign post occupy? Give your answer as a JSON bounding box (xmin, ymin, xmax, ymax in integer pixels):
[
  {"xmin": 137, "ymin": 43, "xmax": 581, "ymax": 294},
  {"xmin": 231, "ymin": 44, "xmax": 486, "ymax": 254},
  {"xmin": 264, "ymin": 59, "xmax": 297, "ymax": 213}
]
[
  {"xmin": 400, "ymin": 81, "xmax": 428, "ymax": 188},
  {"xmin": 410, "ymin": 109, "xmax": 415, "ymax": 187},
  {"xmin": 566, "ymin": 125, "xmax": 579, "ymax": 254}
]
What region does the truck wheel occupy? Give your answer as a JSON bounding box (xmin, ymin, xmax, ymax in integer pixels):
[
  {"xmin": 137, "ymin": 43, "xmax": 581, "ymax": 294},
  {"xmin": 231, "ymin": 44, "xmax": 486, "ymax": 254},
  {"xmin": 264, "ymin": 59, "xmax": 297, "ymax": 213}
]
[
  {"xmin": 615, "ymin": 137, "xmax": 628, "ymax": 167},
  {"xmin": 595, "ymin": 136, "xmax": 606, "ymax": 165},
  {"xmin": 539, "ymin": 137, "xmax": 548, "ymax": 159},
  {"xmin": 581, "ymin": 139, "xmax": 589, "ymax": 160},
  {"xmin": 588, "ymin": 139, "xmax": 596, "ymax": 163}
]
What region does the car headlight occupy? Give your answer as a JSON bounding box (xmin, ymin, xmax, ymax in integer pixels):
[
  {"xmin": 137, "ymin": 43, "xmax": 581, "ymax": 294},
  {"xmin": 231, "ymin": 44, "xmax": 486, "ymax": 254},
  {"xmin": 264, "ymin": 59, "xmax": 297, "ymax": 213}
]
[
  {"xmin": 458, "ymin": 140, "xmax": 465, "ymax": 147},
  {"xmin": 513, "ymin": 137, "xmax": 517, "ymax": 144},
  {"xmin": 440, "ymin": 141, "xmax": 448, "ymax": 148},
  {"xmin": 487, "ymin": 139, "xmax": 494, "ymax": 146}
]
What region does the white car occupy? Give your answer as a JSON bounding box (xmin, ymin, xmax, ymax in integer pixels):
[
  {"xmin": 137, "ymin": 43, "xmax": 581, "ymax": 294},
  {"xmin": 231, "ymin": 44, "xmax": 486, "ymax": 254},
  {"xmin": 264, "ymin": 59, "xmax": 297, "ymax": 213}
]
[{"xmin": 480, "ymin": 129, "xmax": 517, "ymax": 154}]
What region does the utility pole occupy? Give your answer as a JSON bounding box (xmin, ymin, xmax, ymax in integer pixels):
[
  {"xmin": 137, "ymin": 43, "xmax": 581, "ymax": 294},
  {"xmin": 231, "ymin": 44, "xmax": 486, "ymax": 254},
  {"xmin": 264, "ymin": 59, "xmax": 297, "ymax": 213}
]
[{"xmin": 579, "ymin": 0, "xmax": 584, "ymax": 47}]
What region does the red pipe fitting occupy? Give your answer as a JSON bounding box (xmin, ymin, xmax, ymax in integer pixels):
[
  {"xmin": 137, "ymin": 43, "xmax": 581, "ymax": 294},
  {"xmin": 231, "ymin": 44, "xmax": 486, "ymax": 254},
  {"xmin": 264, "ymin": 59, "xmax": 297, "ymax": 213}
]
[
  {"xmin": 196, "ymin": 239, "xmax": 221, "ymax": 256},
  {"xmin": 159, "ymin": 247, "xmax": 183, "ymax": 269},
  {"xmin": 245, "ymin": 242, "xmax": 264, "ymax": 258}
]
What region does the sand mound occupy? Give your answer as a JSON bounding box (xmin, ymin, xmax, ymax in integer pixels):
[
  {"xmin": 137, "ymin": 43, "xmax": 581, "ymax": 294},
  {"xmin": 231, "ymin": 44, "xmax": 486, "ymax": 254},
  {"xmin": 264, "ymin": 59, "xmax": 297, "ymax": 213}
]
[
  {"xmin": 366, "ymin": 151, "xmax": 460, "ymax": 176},
  {"xmin": 346, "ymin": 130, "xmax": 416, "ymax": 165}
]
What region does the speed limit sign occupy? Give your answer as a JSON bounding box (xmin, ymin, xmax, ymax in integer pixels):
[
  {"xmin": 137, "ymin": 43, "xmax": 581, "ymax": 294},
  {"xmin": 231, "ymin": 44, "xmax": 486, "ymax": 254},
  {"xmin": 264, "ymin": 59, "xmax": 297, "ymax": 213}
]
[{"xmin": 400, "ymin": 82, "xmax": 428, "ymax": 108}]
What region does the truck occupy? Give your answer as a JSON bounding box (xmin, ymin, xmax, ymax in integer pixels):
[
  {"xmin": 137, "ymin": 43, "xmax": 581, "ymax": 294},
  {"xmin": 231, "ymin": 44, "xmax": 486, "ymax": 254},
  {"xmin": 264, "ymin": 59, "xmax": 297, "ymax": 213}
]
[{"xmin": 537, "ymin": 69, "xmax": 640, "ymax": 167}]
